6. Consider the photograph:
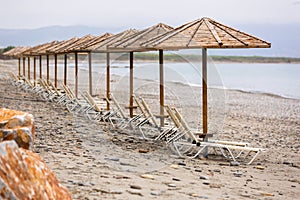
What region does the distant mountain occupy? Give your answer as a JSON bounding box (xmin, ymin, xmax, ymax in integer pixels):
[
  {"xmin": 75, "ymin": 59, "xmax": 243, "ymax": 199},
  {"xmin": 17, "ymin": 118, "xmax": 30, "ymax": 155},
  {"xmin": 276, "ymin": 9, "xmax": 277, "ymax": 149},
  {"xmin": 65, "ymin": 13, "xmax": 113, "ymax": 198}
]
[
  {"xmin": 0, "ymin": 24, "xmax": 299, "ymax": 57},
  {"xmin": 0, "ymin": 25, "xmax": 122, "ymax": 47}
]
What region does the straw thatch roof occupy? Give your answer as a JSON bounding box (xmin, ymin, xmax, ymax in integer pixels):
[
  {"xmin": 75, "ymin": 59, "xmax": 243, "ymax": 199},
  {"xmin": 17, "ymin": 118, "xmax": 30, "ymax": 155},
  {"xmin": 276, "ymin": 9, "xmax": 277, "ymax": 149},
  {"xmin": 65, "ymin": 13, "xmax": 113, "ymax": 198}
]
[
  {"xmin": 45, "ymin": 37, "xmax": 79, "ymax": 54},
  {"xmin": 22, "ymin": 41, "xmax": 59, "ymax": 56},
  {"xmin": 108, "ymin": 23, "xmax": 173, "ymax": 52},
  {"xmin": 54, "ymin": 35, "xmax": 96, "ymax": 54},
  {"xmin": 69, "ymin": 33, "xmax": 113, "ymax": 52},
  {"xmin": 142, "ymin": 17, "xmax": 271, "ymax": 50},
  {"xmin": 85, "ymin": 29, "xmax": 138, "ymax": 52},
  {"xmin": 3, "ymin": 46, "xmax": 31, "ymax": 57}
]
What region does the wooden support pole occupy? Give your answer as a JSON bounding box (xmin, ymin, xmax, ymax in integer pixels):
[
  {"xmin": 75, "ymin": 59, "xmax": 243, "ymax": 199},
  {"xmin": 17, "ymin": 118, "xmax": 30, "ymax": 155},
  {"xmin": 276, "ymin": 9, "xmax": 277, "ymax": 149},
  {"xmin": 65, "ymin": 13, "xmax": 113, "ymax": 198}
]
[
  {"xmin": 23, "ymin": 57, "xmax": 26, "ymax": 76},
  {"xmin": 129, "ymin": 52, "xmax": 134, "ymax": 118},
  {"xmin": 39, "ymin": 55, "xmax": 42, "ymax": 79},
  {"xmin": 64, "ymin": 54, "xmax": 67, "ymax": 85},
  {"xmin": 75, "ymin": 52, "xmax": 78, "ymax": 98},
  {"xmin": 159, "ymin": 50, "xmax": 164, "ymax": 127},
  {"xmin": 27, "ymin": 57, "xmax": 30, "ymax": 80},
  {"xmin": 33, "ymin": 56, "xmax": 36, "ymax": 86},
  {"xmin": 202, "ymin": 48, "xmax": 208, "ymax": 135},
  {"xmin": 46, "ymin": 55, "xmax": 50, "ymax": 83},
  {"xmin": 88, "ymin": 52, "xmax": 93, "ymax": 95},
  {"xmin": 106, "ymin": 52, "xmax": 110, "ymax": 110},
  {"xmin": 18, "ymin": 58, "xmax": 21, "ymax": 77},
  {"xmin": 54, "ymin": 54, "xmax": 58, "ymax": 88}
]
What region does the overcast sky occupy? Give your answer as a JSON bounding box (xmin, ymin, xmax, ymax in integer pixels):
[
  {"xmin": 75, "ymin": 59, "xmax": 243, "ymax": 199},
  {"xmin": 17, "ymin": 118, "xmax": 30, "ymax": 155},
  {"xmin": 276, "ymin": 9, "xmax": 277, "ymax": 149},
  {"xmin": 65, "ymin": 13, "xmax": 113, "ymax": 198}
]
[{"xmin": 0, "ymin": 0, "xmax": 299, "ymax": 29}]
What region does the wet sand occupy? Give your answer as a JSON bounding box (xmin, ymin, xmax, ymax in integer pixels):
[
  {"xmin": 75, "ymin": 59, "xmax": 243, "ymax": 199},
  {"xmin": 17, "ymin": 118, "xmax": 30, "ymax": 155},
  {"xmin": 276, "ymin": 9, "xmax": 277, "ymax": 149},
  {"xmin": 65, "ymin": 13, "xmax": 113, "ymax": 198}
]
[{"xmin": 0, "ymin": 59, "xmax": 299, "ymax": 199}]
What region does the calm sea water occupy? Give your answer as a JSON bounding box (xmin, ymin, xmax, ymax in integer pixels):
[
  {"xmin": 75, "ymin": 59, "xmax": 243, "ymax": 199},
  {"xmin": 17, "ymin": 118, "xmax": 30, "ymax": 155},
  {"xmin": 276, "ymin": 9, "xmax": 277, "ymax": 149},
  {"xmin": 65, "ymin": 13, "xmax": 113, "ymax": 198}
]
[{"xmin": 72, "ymin": 61, "xmax": 300, "ymax": 99}]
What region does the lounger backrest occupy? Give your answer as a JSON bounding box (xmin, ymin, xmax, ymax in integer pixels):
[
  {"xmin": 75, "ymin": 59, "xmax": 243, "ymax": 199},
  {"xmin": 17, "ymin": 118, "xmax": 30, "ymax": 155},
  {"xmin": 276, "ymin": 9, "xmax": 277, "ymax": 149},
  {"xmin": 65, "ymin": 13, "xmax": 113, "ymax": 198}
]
[
  {"xmin": 110, "ymin": 93, "xmax": 127, "ymax": 118},
  {"xmin": 140, "ymin": 97, "xmax": 159, "ymax": 127},
  {"xmin": 172, "ymin": 107, "xmax": 198, "ymax": 141},
  {"xmin": 84, "ymin": 91, "xmax": 102, "ymax": 112}
]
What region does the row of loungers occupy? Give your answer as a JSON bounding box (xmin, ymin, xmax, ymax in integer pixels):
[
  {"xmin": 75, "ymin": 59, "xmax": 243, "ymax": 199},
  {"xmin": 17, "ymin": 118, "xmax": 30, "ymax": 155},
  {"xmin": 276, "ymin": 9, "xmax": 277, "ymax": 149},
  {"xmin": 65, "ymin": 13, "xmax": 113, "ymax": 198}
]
[{"xmin": 6, "ymin": 73, "xmax": 265, "ymax": 165}]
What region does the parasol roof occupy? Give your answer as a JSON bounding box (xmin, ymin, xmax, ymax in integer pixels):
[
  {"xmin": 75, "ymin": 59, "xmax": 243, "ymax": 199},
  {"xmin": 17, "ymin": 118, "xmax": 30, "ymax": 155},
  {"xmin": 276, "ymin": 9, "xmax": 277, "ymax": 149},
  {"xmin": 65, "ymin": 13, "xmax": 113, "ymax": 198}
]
[
  {"xmin": 108, "ymin": 23, "xmax": 174, "ymax": 52},
  {"xmin": 54, "ymin": 34, "xmax": 96, "ymax": 54},
  {"xmin": 3, "ymin": 46, "xmax": 31, "ymax": 57},
  {"xmin": 142, "ymin": 17, "xmax": 271, "ymax": 50},
  {"xmin": 22, "ymin": 41, "xmax": 59, "ymax": 56},
  {"xmin": 69, "ymin": 33, "xmax": 113, "ymax": 52},
  {"xmin": 84, "ymin": 29, "xmax": 138, "ymax": 52}
]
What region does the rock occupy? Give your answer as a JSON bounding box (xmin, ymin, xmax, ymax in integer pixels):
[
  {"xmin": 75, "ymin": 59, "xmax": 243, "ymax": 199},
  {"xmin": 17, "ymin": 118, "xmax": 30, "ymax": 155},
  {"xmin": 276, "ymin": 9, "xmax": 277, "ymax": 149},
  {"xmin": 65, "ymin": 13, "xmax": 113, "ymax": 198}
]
[
  {"xmin": 130, "ymin": 185, "xmax": 142, "ymax": 190},
  {"xmin": 213, "ymin": 169, "xmax": 221, "ymax": 173},
  {"xmin": 200, "ymin": 175, "xmax": 208, "ymax": 180},
  {"xmin": 202, "ymin": 181, "xmax": 210, "ymax": 185},
  {"xmin": 256, "ymin": 166, "xmax": 265, "ymax": 170},
  {"xmin": 195, "ymin": 168, "xmax": 202, "ymax": 172},
  {"xmin": 172, "ymin": 177, "xmax": 181, "ymax": 181},
  {"xmin": 140, "ymin": 174, "xmax": 154, "ymax": 180},
  {"xmin": 138, "ymin": 149, "xmax": 149, "ymax": 153},
  {"xmin": 0, "ymin": 108, "xmax": 35, "ymax": 150},
  {"xmin": 170, "ymin": 164, "xmax": 179, "ymax": 169},
  {"xmin": 167, "ymin": 183, "xmax": 176, "ymax": 187},
  {"xmin": 178, "ymin": 162, "xmax": 186, "ymax": 166},
  {"xmin": 233, "ymin": 172, "xmax": 243, "ymax": 177},
  {"xmin": 127, "ymin": 190, "xmax": 143, "ymax": 196},
  {"xmin": 150, "ymin": 191, "xmax": 159, "ymax": 196},
  {"xmin": 261, "ymin": 192, "xmax": 274, "ymax": 196},
  {"xmin": 230, "ymin": 161, "xmax": 240, "ymax": 166},
  {"xmin": 0, "ymin": 141, "xmax": 72, "ymax": 199},
  {"xmin": 190, "ymin": 193, "xmax": 199, "ymax": 197}
]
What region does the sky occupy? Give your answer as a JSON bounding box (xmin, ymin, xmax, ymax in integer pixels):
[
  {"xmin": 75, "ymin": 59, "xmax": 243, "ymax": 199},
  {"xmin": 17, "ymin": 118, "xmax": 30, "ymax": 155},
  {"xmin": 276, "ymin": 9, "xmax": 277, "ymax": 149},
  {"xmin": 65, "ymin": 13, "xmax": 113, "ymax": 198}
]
[{"xmin": 0, "ymin": 0, "xmax": 300, "ymax": 29}]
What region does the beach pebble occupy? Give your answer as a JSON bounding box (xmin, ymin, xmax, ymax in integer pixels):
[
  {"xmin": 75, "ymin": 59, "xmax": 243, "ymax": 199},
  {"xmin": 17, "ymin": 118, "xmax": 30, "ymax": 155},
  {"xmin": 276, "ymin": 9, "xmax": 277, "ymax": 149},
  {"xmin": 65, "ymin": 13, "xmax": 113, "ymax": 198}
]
[
  {"xmin": 213, "ymin": 169, "xmax": 221, "ymax": 173},
  {"xmin": 167, "ymin": 183, "xmax": 176, "ymax": 187},
  {"xmin": 261, "ymin": 192, "xmax": 274, "ymax": 196},
  {"xmin": 230, "ymin": 161, "xmax": 240, "ymax": 166},
  {"xmin": 255, "ymin": 166, "xmax": 265, "ymax": 170},
  {"xmin": 170, "ymin": 164, "xmax": 179, "ymax": 169},
  {"xmin": 195, "ymin": 168, "xmax": 202, "ymax": 172},
  {"xmin": 130, "ymin": 185, "xmax": 142, "ymax": 190},
  {"xmin": 150, "ymin": 191, "xmax": 159, "ymax": 196},
  {"xmin": 140, "ymin": 174, "xmax": 154, "ymax": 179},
  {"xmin": 190, "ymin": 193, "xmax": 199, "ymax": 197},
  {"xmin": 233, "ymin": 172, "xmax": 243, "ymax": 177},
  {"xmin": 178, "ymin": 162, "xmax": 186, "ymax": 166},
  {"xmin": 127, "ymin": 189, "xmax": 143, "ymax": 196},
  {"xmin": 202, "ymin": 181, "xmax": 210, "ymax": 185},
  {"xmin": 200, "ymin": 175, "xmax": 208, "ymax": 180},
  {"xmin": 172, "ymin": 177, "xmax": 181, "ymax": 181},
  {"xmin": 138, "ymin": 149, "xmax": 149, "ymax": 153}
]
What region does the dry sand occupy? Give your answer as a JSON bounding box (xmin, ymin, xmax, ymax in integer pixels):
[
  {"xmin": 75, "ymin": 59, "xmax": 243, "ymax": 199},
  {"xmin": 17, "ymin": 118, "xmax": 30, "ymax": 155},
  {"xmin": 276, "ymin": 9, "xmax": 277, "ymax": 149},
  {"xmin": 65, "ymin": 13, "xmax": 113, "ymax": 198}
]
[{"xmin": 0, "ymin": 59, "xmax": 300, "ymax": 200}]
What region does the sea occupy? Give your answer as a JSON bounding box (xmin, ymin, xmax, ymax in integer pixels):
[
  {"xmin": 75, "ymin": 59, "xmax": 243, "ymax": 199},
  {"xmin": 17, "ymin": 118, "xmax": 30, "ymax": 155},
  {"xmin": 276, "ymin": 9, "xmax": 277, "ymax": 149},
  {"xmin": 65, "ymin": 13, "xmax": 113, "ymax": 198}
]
[{"xmin": 70, "ymin": 61, "xmax": 300, "ymax": 100}]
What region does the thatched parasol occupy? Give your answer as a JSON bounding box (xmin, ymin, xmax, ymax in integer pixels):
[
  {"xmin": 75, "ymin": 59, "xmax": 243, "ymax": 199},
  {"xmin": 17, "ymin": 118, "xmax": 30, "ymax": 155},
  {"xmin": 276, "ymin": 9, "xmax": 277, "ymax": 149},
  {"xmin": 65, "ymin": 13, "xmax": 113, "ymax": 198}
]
[{"xmin": 142, "ymin": 17, "xmax": 271, "ymax": 135}]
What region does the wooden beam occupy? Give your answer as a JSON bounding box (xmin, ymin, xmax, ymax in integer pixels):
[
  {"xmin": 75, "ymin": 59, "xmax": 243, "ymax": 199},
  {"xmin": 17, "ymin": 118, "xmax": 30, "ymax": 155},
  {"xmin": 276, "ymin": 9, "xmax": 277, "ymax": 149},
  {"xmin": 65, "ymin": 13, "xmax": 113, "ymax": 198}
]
[
  {"xmin": 54, "ymin": 54, "xmax": 58, "ymax": 88},
  {"xmin": 46, "ymin": 55, "xmax": 50, "ymax": 83},
  {"xmin": 106, "ymin": 52, "xmax": 110, "ymax": 110},
  {"xmin": 64, "ymin": 54, "xmax": 67, "ymax": 85},
  {"xmin": 75, "ymin": 52, "xmax": 78, "ymax": 98},
  {"xmin": 159, "ymin": 49, "xmax": 164, "ymax": 127},
  {"xmin": 33, "ymin": 56, "xmax": 36, "ymax": 86},
  {"xmin": 27, "ymin": 57, "xmax": 30, "ymax": 80},
  {"xmin": 23, "ymin": 57, "xmax": 25, "ymax": 76},
  {"xmin": 18, "ymin": 58, "xmax": 21, "ymax": 77},
  {"xmin": 202, "ymin": 48, "xmax": 208, "ymax": 134},
  {"xmin": 39, "ymin": 55, "xmax": 42, "ymax": 79},
  {"xmin": 129, "ymin": 52, "xmax": 134, "ymax": 117},
  {"xmin": 88, "ymin": 52, "xmax": 92, "ymax": 95}
]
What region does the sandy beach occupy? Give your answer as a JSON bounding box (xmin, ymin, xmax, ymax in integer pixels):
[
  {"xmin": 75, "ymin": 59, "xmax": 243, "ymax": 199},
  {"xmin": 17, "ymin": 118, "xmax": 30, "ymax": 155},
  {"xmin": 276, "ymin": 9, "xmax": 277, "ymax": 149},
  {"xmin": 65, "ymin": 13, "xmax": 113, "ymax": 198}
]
[{"xmin": 0, "ymin": 59, "xmax": 299, "ymax": 200}]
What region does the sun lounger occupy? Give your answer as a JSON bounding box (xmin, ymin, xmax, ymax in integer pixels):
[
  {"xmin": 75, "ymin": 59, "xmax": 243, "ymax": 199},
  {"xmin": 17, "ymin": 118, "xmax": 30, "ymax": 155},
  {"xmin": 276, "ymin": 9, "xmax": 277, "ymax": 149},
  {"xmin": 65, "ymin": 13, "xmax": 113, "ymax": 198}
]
[{"xmin": 164, "ymin": 105, "xmax": 265, "ymax": 165}]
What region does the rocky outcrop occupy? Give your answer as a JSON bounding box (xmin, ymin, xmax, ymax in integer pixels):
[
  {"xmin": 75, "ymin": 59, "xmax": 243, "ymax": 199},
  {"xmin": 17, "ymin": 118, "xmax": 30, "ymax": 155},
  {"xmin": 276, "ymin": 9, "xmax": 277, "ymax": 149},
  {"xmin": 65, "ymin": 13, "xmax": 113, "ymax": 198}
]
[
  {"xmin": 0, "ymin": 108, "xmax": 35, "ymax": 150},
  {"xmin": 0, "ymin": 141, "xmax": 72, "ymax": 199}
]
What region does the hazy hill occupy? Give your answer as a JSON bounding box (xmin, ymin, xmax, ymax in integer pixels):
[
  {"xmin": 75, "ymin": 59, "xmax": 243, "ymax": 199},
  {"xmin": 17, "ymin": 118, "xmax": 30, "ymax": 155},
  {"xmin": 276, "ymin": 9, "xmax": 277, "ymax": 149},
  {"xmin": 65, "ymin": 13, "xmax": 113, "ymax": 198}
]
[{"xmin": 0, "ymin": 23, "xmax": 299, "ymax": 57}]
